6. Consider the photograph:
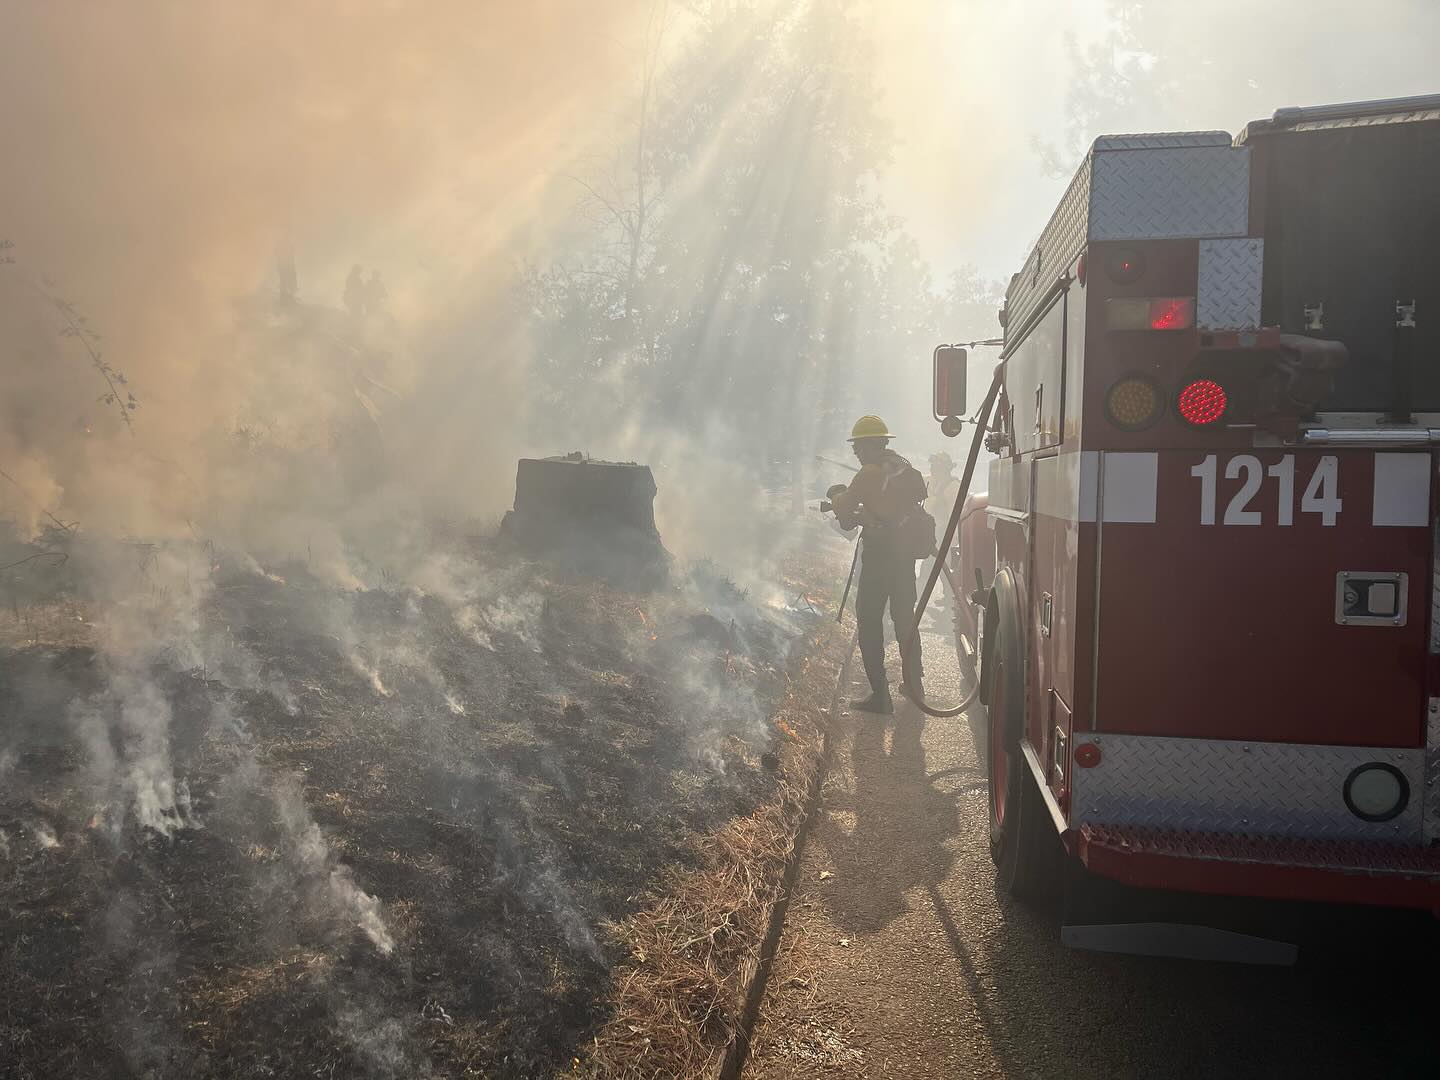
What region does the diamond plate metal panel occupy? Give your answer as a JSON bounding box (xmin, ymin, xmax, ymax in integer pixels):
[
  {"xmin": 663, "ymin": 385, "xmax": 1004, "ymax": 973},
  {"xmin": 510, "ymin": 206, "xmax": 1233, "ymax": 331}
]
[
  {"xmin": 1292, "ymin": 108, "xmax": 1440, "ymax": 131},
  {"xmin": 1070, "ymin": 734, "xmax": 1423, "ymax": 842},
  {"xmin": 1004, "ymin": 155, "xmax": 1090, "ymax": 352},
  {"xmin": 1093, "ymin": 131, "xmax": 1232, "ymax": 151},
  {"xmin": 1080, "ymin": 824, "xmax": 1440, "ymax": 875},
  {"xmin": 1425, "ymin": 704, "xmax": 1440, "ymax": 843},
  {"xmin": 1196, "ymin": 238, "xmax": 1263, "ymax": 330},
  {"xmin": 1088, "ymin": 146, "xmax": 1250, "ymax": 241}
]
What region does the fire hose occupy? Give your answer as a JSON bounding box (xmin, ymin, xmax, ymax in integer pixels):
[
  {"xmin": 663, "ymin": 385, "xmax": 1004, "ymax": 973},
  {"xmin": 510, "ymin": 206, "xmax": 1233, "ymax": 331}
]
[{"xmin": 904, "ymin": 365, "xmax": 1003, "ymax": 718}]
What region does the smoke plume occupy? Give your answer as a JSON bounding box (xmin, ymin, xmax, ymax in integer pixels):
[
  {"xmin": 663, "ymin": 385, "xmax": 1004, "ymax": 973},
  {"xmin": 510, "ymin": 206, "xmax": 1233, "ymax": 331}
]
[{"xmin": 0, "ymin": 2, "xmax": 650, "ymax": 540}]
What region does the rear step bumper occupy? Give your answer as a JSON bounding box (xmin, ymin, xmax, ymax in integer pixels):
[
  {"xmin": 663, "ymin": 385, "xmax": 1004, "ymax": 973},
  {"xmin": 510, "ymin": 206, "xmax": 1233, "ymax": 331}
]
[{"xmin": 1073, "ymin": 824, "xmax": 1440, "ymax": 910}]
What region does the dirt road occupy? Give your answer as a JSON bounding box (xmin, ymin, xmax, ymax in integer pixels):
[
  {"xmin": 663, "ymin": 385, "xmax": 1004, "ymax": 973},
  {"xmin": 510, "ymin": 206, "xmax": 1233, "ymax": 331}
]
[{"xmin": 743, "ymin": 631, "xmax": 1439, "ymax": 1079}]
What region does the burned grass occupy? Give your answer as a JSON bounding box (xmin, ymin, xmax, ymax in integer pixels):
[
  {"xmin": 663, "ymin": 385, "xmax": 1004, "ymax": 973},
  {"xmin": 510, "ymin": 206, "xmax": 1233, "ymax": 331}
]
[
  {"xmin": 583, "ymin": 559, "xmax": 849, "ymax": 1079},
  {"xmin": 0, "ymin": 533, "xmax": 846, "ymax": 1078}
]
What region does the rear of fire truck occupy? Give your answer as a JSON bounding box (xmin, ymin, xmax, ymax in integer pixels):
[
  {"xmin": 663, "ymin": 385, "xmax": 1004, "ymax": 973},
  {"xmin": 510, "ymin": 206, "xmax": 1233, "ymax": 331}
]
[{"xmin": 955, "ymin": 95, "xmax": 1440, "ymax": 933}]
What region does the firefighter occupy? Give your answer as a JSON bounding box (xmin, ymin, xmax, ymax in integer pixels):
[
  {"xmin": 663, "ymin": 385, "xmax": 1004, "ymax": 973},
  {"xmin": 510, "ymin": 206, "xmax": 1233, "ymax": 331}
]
[
  {"xmin": 828, "ymin": 415, "xmax": 930, "ymax": 714},
  {"xmin": 926, "ymin": 452, "xmax": 959, "ymax": 518}
]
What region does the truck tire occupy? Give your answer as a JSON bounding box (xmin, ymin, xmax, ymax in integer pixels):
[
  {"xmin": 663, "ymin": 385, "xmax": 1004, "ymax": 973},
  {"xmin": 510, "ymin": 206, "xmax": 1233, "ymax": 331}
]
[{"xmin": 986, "ymin": 624, "xmax": 1062, "ymax": 901}]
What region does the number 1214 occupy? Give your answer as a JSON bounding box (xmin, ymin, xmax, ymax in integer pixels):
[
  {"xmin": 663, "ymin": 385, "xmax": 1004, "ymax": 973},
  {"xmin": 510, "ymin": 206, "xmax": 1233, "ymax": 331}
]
[{"xmin": 1190, "ymin": 454, "xmax": 1342, "ymax": 526}]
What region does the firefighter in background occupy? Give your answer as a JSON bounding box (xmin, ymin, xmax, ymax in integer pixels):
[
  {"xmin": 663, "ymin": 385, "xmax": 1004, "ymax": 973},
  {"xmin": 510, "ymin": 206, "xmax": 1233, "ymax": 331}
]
[
  {"xmin": 920, "ymin": 452, "xmax": 960, "ymax": 626},
  {"xmin": 926, "ymin": 452, "xmax": 959, "ymax": 518},
  {"xmin": 827, "ymin": 415, "xmax": 934, "ymax": 714}
]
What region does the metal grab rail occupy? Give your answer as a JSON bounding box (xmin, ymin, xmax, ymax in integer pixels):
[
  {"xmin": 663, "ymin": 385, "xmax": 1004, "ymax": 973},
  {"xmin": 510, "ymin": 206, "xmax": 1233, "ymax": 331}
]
[{"xmin": 1299, "ymin": 428, "xmax": 1440, "ymax": 446}]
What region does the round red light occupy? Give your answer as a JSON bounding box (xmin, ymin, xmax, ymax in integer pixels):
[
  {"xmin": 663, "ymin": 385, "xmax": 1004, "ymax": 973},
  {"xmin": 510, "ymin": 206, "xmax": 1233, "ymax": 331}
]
[
  {"xmin": 1104, "ymin": 248, "xmax": 1145, "ymax": 284},
  {"xmin": 1074, "ymin": 742, "xmax": 1102, "ymax": 769},
  {"xmin": 1177, "ymin": 379, "xmax": 1227, "ymax": 426}
]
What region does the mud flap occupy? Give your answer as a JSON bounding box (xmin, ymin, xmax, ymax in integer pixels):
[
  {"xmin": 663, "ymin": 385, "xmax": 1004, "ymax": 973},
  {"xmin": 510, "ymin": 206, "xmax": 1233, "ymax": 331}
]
[
  {"xmin": 1061, "ymin": 860, "xmax": 1298, "ymax": 965},
  {"xmin": 1060, "ymin": 922, "xmax": 1297, "ymax": 965}
]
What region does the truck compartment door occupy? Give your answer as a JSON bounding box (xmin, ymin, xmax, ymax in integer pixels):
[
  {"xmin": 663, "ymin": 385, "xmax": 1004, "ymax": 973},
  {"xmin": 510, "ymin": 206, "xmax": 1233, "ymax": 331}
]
[{"xmin": 1093, "ymin": 449, "xmax": 1430, "ymax": 747}]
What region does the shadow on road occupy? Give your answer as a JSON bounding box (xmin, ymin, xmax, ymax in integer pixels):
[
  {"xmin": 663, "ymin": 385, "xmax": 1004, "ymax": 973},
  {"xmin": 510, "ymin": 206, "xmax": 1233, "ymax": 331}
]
[
  {"xmin": 815, "ymin": 698, "xmax": 963, "ymax": 935},
  {"xmin": 920, "ymin": 829, "xmax": 1440, "ymax": 1078},
  {"xmin": 750, "ymin": 629, "xmax": 1439, "ymax": 1078}
]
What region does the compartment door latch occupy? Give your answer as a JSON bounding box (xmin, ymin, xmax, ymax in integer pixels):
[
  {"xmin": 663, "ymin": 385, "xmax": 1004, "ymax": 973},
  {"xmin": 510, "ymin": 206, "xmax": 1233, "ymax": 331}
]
[{"xmin": 1336, "ymin": 571, "xmax": 1408, "ymax": 627}]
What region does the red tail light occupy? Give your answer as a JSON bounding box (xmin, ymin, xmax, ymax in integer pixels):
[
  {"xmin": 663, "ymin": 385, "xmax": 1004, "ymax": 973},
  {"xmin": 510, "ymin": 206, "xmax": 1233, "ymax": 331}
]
[
  {"xmin": 1149, "ymin": 297, "xmax": 1194, "ymax": 331},
  {"xmin": 1177, "ymin": 379, "xmax": 1227, "ymax": 426},
  {"xmin": 1103, "ymin": 248, "xmax": 1146, "ymax": 284},
  {"xmin": 1106, "ymin": 297, "xmax": 1196, "ymax": 331}
]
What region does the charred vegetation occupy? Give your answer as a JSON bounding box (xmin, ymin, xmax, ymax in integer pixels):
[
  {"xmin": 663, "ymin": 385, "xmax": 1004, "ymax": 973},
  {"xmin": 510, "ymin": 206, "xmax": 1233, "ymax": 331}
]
[{"xmin": 0, "ymin": 532, "xmax": 843, "ymax": 1077}]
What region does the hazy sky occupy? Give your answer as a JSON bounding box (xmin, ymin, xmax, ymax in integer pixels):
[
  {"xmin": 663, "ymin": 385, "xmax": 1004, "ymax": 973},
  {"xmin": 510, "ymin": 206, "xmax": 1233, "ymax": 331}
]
[
  {"xmin": 2, "ymin": 0, "xmax": 1437, "ymax": 536},
  {"xmin": 869, "ymin": 0, "xmax": 1440, "ymax": 280}
]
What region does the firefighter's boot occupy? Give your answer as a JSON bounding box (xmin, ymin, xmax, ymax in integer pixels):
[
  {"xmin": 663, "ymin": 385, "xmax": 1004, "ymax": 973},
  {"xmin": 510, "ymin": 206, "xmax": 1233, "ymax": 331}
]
[
  {"xmin": 899, "ymin": 640, "xmax": 924, "ymax": 706},
  {"xmin": 851, "ymin": 688, "xmax": 894, "ymax": 715},
  {"xmin": 900, "ymin": 677, "xmax": 925, "ymax": 706}
]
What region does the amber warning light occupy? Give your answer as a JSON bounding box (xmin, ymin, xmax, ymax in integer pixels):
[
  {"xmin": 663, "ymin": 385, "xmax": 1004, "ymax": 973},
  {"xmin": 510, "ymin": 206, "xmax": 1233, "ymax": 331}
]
[
  {"xmin": 1106, "ymin": 297, "xmax": 1195, "ymax": 331},
  {"xmin": 1105, "ymin": 376, "xmax": 1161, "ymax": 430}
]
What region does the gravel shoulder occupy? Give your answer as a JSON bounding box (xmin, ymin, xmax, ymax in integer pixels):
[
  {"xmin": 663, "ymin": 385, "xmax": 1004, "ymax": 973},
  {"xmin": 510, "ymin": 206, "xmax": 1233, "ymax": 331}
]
[{"xmin": 744, "ymin": 631, "xmax": 1439, "ymax": 1080}]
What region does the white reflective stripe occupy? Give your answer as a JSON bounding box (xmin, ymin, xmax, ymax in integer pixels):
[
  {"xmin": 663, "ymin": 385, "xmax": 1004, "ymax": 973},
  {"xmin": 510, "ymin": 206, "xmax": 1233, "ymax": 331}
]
[
  {"xmin": 998, "ymin": 451, "xmax": 1134, "ymax": 522},
  {"xmin": 1034, "ymin": 451, "xmax": 1089, "ymax": 521},
  {"xmin": 1100, "ymin": 452, "xmax": 1158, "ymax": 523},
  {"xmin": 1372, "ymin": 453, "xmax": 1431, "ymax": 527},
  {"xmin": 1079, "ymin": 451, "xmax": 1099, "ymax": 522},
  {"xmin": 987, "ymin": 456, "xmax": 1025, "ymax": 513}
]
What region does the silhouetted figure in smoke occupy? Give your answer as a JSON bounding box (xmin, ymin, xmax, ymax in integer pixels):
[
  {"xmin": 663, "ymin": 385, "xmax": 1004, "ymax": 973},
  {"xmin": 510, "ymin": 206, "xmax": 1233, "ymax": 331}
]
[
  {"xmin": 343, "ymin": 265, "xmax": 389, "ymax": 320},
  {"xmin": 919, "ymin": 451, "xmax": 959, "ymax": 627},
  {"xmin": 275, "ymin": 241, "xmax": 298, "ymax": 305},
  {"xmin": 362, "ymin": 271, "xmax": 388, "ymax": 317},
  {"xmin": 343, "ymin": 264, "xmax": 367, "ymax": 318}
]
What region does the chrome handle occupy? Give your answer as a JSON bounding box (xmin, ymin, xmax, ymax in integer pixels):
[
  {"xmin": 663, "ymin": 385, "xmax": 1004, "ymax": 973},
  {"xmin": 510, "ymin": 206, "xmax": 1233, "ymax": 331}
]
[{"xmin": 1300, "ymin": 428, "xmax": 1440, "ymax": 446}]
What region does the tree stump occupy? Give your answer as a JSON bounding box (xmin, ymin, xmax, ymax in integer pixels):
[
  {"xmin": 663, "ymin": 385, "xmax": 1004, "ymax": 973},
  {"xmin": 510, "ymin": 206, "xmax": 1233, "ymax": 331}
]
[{"xmin": 499, "ymin": 453, "xmax": 670, "ymax": 589}]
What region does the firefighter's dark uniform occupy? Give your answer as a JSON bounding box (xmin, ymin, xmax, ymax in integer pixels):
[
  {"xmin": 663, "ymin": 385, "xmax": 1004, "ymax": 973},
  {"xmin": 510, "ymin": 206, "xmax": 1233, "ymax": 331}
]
[{"xmin": 831, "ymin": 449, "xmax": 927, "ymax": 706}]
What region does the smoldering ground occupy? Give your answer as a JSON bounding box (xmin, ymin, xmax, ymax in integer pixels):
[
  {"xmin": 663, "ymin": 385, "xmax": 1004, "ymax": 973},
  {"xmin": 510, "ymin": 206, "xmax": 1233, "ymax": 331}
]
[
  {"xmin": 0, "ymin": 2, "xmax": 915, "ymax": 1075},
  {"xmin": 0, "ymin": 7, "xmax": 822, "ymax": 1077},
  {"xmin": 0, "ymin": 519, "xmax": 837, "ymax": 1076}
]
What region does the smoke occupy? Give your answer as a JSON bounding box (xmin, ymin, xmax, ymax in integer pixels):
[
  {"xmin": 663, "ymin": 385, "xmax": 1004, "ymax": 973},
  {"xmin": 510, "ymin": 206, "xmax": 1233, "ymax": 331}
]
[
  {"xmin": 866, "ymin": 0, "xmax": 1440, "ymax": 279},
  {"xmin": 0, "ymin": 1, "xmax": 651, "ymax": 541},
  {"xmin": 61, "ymin": 540, "xmax": 214, "ymax": 838},
  {"xmin": 4, "ymin": 2, "xmax": 1310, "ymax": 1070},
  {"xmin": 27, "ymin": 820, "xmax": 60, "ymax": 850},
  {"xmin": 270, "ymin": 770, "xmax": 396, "ymax": 956}
]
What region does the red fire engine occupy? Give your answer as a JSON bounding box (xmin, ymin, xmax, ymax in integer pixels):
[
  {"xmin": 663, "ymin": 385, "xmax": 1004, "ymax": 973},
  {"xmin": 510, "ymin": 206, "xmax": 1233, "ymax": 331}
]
[{"xmin": 930, "ymin": 95, "xmax": 1440, "ymax": 933}]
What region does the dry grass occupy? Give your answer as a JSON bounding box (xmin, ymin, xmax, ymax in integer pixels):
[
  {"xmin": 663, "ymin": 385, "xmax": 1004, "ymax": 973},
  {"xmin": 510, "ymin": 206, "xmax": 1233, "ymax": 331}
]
[
  {"xmin": 1, "ymin": 530, "xmax": 854, "ymax": 1077},
  {"xmin": 581, "ymin": 618, "xmax": 848, "ymax": 1079},
  {"xmin": 0, "ymin": 596, "xmax": 94, "ymax": 649}
]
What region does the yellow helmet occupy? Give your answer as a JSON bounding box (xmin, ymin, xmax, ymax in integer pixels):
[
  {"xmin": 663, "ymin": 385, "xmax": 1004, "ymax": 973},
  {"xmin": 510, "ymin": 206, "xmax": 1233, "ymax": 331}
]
[{"xmin": 848, "ymin": 414, "xmax": 894, "ymax": 442}]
